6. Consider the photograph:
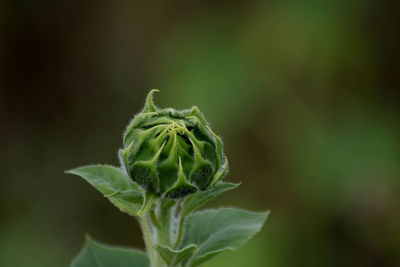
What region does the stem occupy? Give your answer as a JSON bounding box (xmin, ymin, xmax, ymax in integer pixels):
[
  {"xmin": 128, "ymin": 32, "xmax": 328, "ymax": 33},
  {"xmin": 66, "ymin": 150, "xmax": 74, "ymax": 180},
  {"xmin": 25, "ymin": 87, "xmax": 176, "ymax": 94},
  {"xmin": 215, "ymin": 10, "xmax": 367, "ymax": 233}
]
[
  {"xmin": 138, "ymin": 215, "xmax": 164, "ymax": 267},
  {"xmin": 156, "ymin": 200, "xmax": 175, "ymax": 246},
  {"xmin": 138, "ymin": 199, "xmax": 183, "ymax": 267},
  {"xmin": 174, "ymin": 216, "xmax": 185, "ymax": 249},
  {"xmin": 173, "ymin": 199, "xmax": 185, "ymax": 249}
]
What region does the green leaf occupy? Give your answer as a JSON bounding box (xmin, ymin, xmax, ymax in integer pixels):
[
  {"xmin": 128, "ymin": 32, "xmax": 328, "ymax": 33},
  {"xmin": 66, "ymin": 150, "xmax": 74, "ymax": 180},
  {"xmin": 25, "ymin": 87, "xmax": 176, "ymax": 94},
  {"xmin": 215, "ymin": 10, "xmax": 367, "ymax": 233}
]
[
  {"xmin": 66, "ymin": 165, "xmax": 143, "ymax": 216},
  {"xmin": 155, "ymin": 244, "xmax": 197, "ymax": 266},
  {"xmin": 182, "ymin": 182, "xmax": 239, "ymax": 216},
  {"xmin": 180, "ymin": 208, "xmax": 269, "ymax": 266},
  {"xmin": 71, "ymin": 236, "xmax": 149, "ymax": 267}
]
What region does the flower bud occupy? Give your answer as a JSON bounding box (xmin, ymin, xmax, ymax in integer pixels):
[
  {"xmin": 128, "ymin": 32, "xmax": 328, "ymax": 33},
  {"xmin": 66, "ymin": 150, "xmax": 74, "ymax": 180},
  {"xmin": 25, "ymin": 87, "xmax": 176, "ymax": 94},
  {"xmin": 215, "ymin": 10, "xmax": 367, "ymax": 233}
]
[{"xmin": 119, "ymin": 90, "xmax": 228, "ymax": 198}]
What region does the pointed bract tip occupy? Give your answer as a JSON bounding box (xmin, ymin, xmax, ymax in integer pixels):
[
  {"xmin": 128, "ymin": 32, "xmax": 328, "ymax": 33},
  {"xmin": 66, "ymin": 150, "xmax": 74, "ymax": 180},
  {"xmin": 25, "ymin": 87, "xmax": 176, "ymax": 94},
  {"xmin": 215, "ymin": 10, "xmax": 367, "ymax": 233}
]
[
  {"xmin": 143, "ymin": 89, "xmax": 160, "ymax": 112},
  {"xmin": 188, "ymin": 106, "xmax": 208, "ymax": 125},
  {"xmin": 84, "ymin": 234, "xmax": 93, "ymax": 241}
]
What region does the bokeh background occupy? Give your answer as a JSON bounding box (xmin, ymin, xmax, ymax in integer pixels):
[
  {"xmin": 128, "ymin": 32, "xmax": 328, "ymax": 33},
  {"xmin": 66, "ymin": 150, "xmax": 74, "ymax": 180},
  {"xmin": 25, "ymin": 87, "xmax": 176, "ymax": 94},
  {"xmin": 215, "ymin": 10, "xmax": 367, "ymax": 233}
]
[{"xmin": 1, "ymin": 0, "xmax": 400, "ymax": 266}]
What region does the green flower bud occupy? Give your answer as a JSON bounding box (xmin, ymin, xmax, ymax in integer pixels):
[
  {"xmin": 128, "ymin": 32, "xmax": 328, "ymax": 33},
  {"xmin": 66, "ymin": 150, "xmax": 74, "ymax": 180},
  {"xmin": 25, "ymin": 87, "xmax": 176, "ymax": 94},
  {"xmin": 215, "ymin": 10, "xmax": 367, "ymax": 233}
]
[{"xmin": 119, "ymin": 90, "xmax": 228, "ymax": 198}]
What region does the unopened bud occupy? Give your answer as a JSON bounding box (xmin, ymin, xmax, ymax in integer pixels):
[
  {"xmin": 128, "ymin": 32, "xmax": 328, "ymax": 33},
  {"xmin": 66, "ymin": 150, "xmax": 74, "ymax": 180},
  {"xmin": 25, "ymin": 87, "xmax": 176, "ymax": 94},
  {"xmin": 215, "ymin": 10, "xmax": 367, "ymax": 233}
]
[{"xmin": 119, "ymin": 90, "xmax": 228, "ymax": 198}]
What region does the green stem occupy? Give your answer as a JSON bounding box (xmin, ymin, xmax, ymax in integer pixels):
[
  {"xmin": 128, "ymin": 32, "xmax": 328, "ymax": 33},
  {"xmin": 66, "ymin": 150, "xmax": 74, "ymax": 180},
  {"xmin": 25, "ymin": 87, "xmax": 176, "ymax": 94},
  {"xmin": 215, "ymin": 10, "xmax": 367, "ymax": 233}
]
[
  {"xmin": 156, "ymin": 200, "xmax": 175, "ymax": 246},
  {"xmin": 173, "ymin": 200, "xmax": 185, "ymax": 249},
  {"xmin": 138, "ymin": 215, "xmax": 164, "ymax": 267},
  {"xmin": 174, "ymin": 215, "xmax": 185, "ymax": 249},
  {"xmin": 138, "ymin": 199, "xmax": 184, "ymax": 267}
]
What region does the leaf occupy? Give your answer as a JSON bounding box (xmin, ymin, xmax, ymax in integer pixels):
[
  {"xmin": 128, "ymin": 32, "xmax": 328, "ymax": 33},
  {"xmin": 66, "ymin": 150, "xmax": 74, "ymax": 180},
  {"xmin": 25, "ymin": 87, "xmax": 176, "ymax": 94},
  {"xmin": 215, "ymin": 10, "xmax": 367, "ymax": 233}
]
[
  {"xmin": 71, "ymin": 236, "xmax": 149, "ymax": 267},
  {"xmin": 155, "ymin": 244, "xmax": 197, "ymax": 266},
  {"xmin": 180, "ymin": 208, "xmax": 269, "ymax": 266},
  {"xmin": 107, "ymin": 189, "xmax": 143, "ymax": 216},
  {"xmin": 66, "ymin": 165, "xmax": 143, "ymax": 216},
  {"xmin": 182, "ymin": 182, "xmax": 239, "ymax": 216}
]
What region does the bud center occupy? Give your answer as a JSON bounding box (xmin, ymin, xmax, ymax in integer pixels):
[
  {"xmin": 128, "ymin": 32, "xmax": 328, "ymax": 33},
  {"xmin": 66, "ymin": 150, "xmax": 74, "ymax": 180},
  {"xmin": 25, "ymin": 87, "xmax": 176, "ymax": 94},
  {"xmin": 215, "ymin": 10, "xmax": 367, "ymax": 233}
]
[{"xmin": 165, "ymin": 121, "xmax": 186, "ymax": 136}]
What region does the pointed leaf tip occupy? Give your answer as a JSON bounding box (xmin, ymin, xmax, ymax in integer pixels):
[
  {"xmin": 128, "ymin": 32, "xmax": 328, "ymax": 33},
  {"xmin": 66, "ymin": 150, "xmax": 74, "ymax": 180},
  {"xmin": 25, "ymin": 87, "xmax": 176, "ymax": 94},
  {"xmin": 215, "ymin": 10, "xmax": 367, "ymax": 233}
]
[
  {"xmin": 143, "ymin": 89, "xmax": 160, "ymax": 112},
  {"xmin": 65, "ymin": 165, "xmax": 144, "ymax": 216}
]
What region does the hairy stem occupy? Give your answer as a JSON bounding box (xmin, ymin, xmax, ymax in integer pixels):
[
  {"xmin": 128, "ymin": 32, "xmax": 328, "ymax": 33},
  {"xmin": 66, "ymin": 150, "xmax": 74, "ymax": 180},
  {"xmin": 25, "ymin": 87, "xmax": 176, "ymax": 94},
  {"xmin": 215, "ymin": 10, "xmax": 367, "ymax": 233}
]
[
  {"xmin": 139, "ymin": 199, "xmax": 185, "ymax": 267},
  {"xmin": 138, "ymin": 215, "xmax": 164, "ymax": 267},
  {"xmin": 173, "ymin": 216, "xmax": 185, "ymax": 249},
  {"xmin": 173, "ymin": 200, "xmax": 185, "ymax": 249}
]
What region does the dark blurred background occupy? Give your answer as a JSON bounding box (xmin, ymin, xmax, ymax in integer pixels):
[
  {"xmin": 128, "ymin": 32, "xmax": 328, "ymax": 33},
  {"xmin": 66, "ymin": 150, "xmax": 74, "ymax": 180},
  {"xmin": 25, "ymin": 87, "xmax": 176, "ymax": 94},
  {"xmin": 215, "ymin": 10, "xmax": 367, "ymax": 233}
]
[{"xmin": 1, "ymin": 0, "xmax": 400, "ymax": 266}]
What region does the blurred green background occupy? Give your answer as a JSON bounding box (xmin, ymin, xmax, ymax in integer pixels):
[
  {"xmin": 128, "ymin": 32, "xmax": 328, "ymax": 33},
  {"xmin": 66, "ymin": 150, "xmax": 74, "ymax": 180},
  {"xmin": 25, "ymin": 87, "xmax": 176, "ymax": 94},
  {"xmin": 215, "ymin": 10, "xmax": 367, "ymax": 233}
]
[{"xmin": 1, "ymin": 0, "xmax": 400, "ymax": 266}]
